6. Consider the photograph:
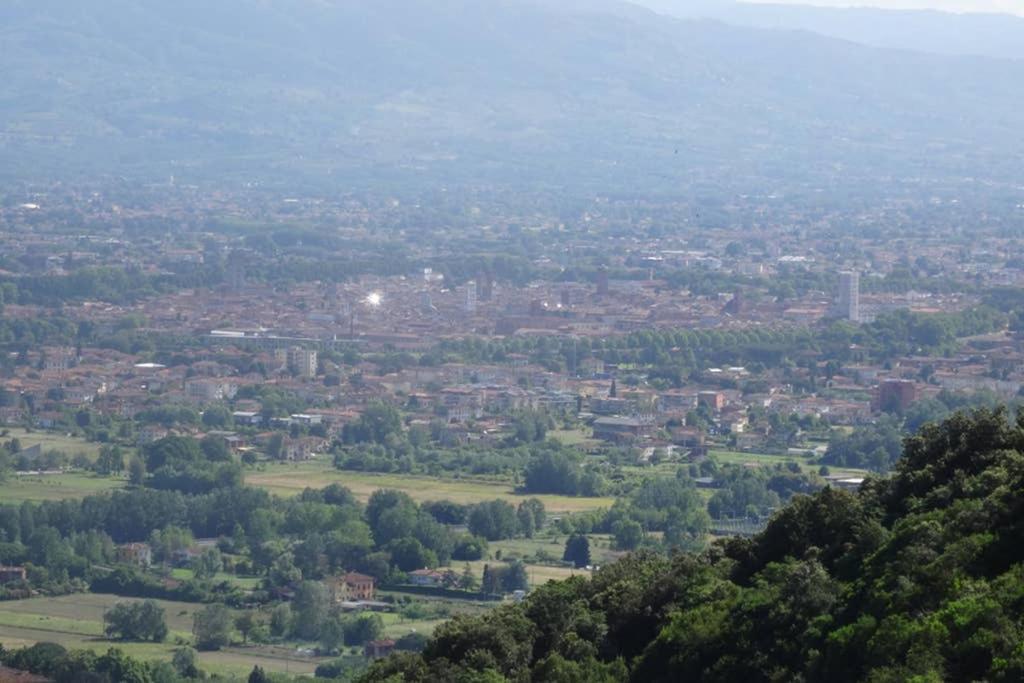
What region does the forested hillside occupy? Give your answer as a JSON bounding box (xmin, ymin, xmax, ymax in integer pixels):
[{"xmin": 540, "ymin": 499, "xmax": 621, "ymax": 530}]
[
  {"xmin": 362, "ymin": 408, "xmax": 1024, "ymax": 682},
  {"xmin": 2, "ymin": 0, "xmax": 1024, "ymax": 197}
]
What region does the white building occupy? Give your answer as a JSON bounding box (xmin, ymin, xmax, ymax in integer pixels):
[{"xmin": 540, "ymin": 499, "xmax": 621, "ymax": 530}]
[
  {"xmin": 185, "ymin": 380, "xmax": 237, "ymax": 402},
  {"xmin": 287, "ymin": 347, "xmax": 318, "ymax": 379},
  {"xmin": 464, "ymin": 280, "xmax": 478, "ymax": 315},
  {"xmin": 838, "ymin": 271, "xmax": 860, "ymax": 322}
]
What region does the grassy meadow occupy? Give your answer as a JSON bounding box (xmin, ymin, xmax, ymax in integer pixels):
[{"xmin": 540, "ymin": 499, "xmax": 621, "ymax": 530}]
[
  {"xmin": 0, "ymin": 471, "xmax": 125, "ymax": 503},
  {"xmin": 246, "ymin": 459, "xmax": 616, "ymax": 514},
  {"xmin": 0, "ymin": 594, "xmax": 324, "ymax": 676}
]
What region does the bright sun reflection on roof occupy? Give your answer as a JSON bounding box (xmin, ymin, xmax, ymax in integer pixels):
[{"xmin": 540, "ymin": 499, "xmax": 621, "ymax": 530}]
[{"xmin": 366, "ymin": 292, "xmax": 383, "ymax": 307}]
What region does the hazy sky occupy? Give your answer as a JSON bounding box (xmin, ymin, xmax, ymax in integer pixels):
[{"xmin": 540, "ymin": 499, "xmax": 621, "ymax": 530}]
[{"xmin": 743, "ymin": 0, "xmax": 1024, "ymax": 15}]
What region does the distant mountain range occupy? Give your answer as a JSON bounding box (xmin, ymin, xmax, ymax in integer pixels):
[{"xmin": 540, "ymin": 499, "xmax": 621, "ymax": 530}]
[
  {"xmin": 635, "ymin": 1, "xmax": 1024, "ymax": 60},
  {"xmin": 1, "ymin": 0, "xmax": 1023, "ymax": 199}
]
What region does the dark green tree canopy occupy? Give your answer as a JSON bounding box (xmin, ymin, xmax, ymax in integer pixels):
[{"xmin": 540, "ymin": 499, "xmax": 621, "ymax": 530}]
[{"xmin": 359, "ymin": 408, "xmax": 1024, "ymax": 683}]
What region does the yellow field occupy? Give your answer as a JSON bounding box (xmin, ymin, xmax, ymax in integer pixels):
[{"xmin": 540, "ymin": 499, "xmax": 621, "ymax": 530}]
[{"xmin": 246, "ymin": 460, "xmax": 616, "ymax": 514}]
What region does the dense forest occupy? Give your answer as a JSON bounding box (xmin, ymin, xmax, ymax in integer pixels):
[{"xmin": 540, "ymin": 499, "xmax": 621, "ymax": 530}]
[{"xmin": 361, "ymin": 408, "xmax": 1024, "ymax": 682}]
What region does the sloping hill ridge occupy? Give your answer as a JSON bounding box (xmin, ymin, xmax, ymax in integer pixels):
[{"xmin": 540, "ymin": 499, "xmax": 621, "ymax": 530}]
[
  {"xmin": 639, "ymin": 0, "xmax": 1024, "ymax": 60},
  {"xmin": 360, "ymin": 408, "xmax": 1024, "ymax": 682},
  {"xmin": 1, "ymin": 0, "xmax": 1023, "ymax": 196}
]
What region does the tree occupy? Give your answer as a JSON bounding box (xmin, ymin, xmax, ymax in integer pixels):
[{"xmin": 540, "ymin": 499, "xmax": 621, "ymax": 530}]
[
  {"xmin": 354, "ymin": 410, "xmax": 1024, "ymax": 683},
  {"xmin": 144, "ymin": 436, "xmax": 202, "ymax": 470},
  {"xmin": 192, "ymin": 547, "xmax": 223, "ymax": 580},
  {"xmin": 248, "ymin": 666, "xmax": 270, "ymax": 683},
  {"xmin": 235, "ymin": 611, "xmax": 258, "ymax": 645},
  {"xmin": 95, "ymin": 445, "xmax": 125, "ymax": 475},
  {"xmin": 269, "ymin": 603, "xmax": 292, "ymax": 639},
  {"xmin": 468, "ymin": 500, "xmax": 519, "ymax": 541},
  {"xmin": 511, "ymin": 411, "xmax": 551, "ymax": 444},
  {"xmin": 292, "ymin": 581, "xmax": 329, "ymax": 640},
  {"xmin": 171, "ymin": 646, "xmax": 199, "ymax": 678},
  {"xmin": 193, "ymin": 604, "xmax": 233, "ymax": 651},
  {"xmin": 202, "ymin": 406, "xmax": 233, "ymax": 429},
  {"xmin": 149, "ymin": 525, "xmax": 194, "ymax": 564},
  {"xmin": 388, "ymin": 537, "xmax": 438, "ymax": 573},
  {"xmin": 200, "ymin": 435, "xmax": 232, "ymax": 462},
  {"xmin": 103, "ymin": 600, "xmax": 168, "ymax": 642},
  {"xmin": 459, "ymin": 564, "xmax": 480, "ymax": 592},
  {"xmin": 504, "ymin": 560, "xmax": 529, "ymax": 592},
  {"xmin": 343, "ymin": 612, "xmax": 385, "ymax": 646},
  {"xmin": 452, "ymin": 535, "xmax": 488, "ymax": 561},
  {"xmin": 481, "ymin": 564, "xmax": 504, "ymax": 595},
  {"xmin": 266, "ymin": 433, "xmax": 285, "ymax": 460},
  {"xmin": 343, "ymin": 402, "xmax": 404, "ymax": 444},
  {"xmin": 517, "ymin": 505, "xmax": 536, "ymax": 538},
  {"xmin": 423, "ymin": 500, "xmax": 468, "ymax": 525},
  {"xmin": 563, "ymin": 534, "xmax": 591, "ymax": 569},
  {"xmin": 523, "ymin": 450, "xmax": 585, "ymax": 495},
  {"xmin": 395, "ymin": 632, "xmax": 430, "ymax": 652},
  {"xmin": 612, "ymin": 519, "xmax": 643, "ymax": 551},
  {"xmin": 519, "ymin": 498, "xmax": 546, "ymax": 530},
  {"xmin": 127, "ymin": 456, "xmax": 146, "ymax": 486},
  {"xmin": 319, "ymin": 615, "xmax": 346, "ymax": 654},
  {"xmin": 823, "ymin": 418, "xmax": 903, "ymax": 472},
  {"xmin": 95, "ymin": 648, "xmax": 153, "ymax": 683}
]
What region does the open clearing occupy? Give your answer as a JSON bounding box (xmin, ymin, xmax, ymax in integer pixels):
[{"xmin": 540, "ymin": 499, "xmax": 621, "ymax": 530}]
[
  {"xmin": 0, "ymin": 429, "xmax": 129, "ymax": 503},
  {"xmin": 549, "ymin": 429, "xmax": 599, "ymax": 448},
  {"xmin": 709, "ymin": 449, "xmax": 869, "ymax": 478},
  {"xmin": 247, "ymin": 460, "xmax": 616, "ymax": 514},
  {"xmin": 0, "ymin": 594, "xmax": 324, "ymax": 676},
  {"xmin": 0, "ymin": 471, "xmax": 125, "ymax": 503},
  {"xmin": 169, "ymin": 568, "xmax": 262, "ymax": 590},
  {"xmin": 3, "ymin": 428, "xmax": 105, "ymax": 460}
]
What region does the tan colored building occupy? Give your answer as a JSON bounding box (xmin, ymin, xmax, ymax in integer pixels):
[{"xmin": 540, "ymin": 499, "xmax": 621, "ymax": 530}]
[
  {"xmin": 116, "ymin": 543, "xmax": 153, "ymax": 568},
  {"xmin": 327, "ymin": 572, "xmax": 377, "ymax": 602}
]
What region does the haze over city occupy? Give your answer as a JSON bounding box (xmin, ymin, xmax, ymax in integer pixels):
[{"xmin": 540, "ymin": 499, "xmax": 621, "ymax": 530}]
[{"xmin": 1, "ymin": 1, "xmax": 1023, "ymax": 682}]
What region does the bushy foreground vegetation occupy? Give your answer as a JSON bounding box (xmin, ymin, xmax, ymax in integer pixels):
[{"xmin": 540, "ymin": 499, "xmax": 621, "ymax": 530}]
[{"xmin": 361, "ymin": 408, "xmax": 1024, "ymax": 682}]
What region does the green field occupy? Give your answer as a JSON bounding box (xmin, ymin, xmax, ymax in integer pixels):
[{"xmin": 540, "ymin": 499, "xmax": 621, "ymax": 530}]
[
  {"xmin": 3, "ymin": 428, "xmax": 106, "ymax": 460},
  {"xmin": 0, "ymin": 471, "xmax": 125, "ymax": 503},
  {"xmin": 378, "ymin": 606, "xmax": 489, "ymax": 640},
  {"xmin": 0, "ymin": 428, "xmax": 130, "ymax": 503},
  {"xmin": 455, "ymin": 533, "xmax": 623, "ymax": 589},
  {"xmin": 549, "ymin": 429, "xmax": 598, "ymax": 447},
  {"xmin": 709, "ymin": 449, "xmax": 869, "ymax": 478},
  {"xmin": 246, "ymin": 460, "xmax": 617, "ymax": 514},
  {"xmin": 0, "ymin": 594, "xmax": 325, "ymax": 676},
  {"xmin": 463, "ymin": 558, "xmax": 587, "ymax": 588},
  {"xmin": 485, "ymin": 535, "xmax": 621, "ymax": 566},
  {"xmin": 169, "ymin": 569, "xmax": 262, "ymax": 590}
]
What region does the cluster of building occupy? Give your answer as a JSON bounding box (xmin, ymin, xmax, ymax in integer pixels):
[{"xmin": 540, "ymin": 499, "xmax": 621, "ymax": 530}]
[{"xmin": 2, "ymin": 189, "xmax": 1023, "ymax": 464}]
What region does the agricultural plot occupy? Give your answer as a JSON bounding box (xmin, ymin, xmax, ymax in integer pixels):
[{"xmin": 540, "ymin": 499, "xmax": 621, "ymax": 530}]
[
  {"xmin": 382, "ymin": 617, "xmax": 448, "ymax": 639},
  {"xmin": 0, "ymin": 471, "xmax": 125, "ymax": 503},
  {"xmin": 454, "ymin": 533, "xmax": 622, "ymax": 589},
  {"xmin": 169, "ymin": 569, "xmax": 262, "ymax": 590},
  {"xmin": 3, "ymin": 429, "xmax": 105, "ymax": 461},
  {"xmin": 0, "ymin": 594, "xmax": 324, "ymax": 676},
  {"xmin": 246, "ymin": 460, "xmax": 616, "ymax": 514},
  {"xmin": 548, "ymin": 429, "xmax": 599, "ymax": 448},
  {"xmin": 709, "ymin": 449, "xmax": 869, "ymax": 478}
]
